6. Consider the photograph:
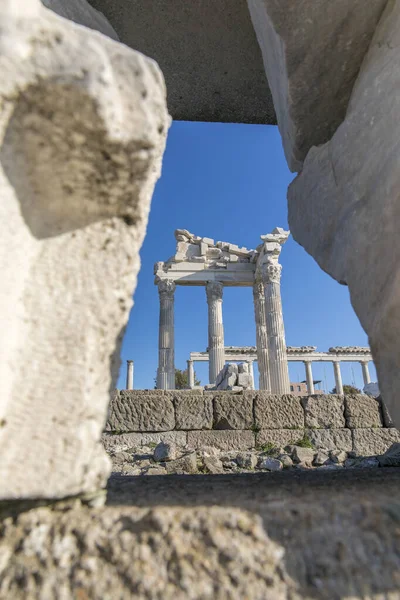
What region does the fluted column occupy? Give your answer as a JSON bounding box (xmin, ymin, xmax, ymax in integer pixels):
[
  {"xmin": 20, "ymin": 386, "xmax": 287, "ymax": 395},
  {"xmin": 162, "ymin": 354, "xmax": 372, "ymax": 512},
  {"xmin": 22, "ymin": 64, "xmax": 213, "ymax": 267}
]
[
  {"xmin": 262, "ymin": 263, "xmax": 290, "ymax": 394},
  {"xmin": 360, "ymin": 361, "xmax": 371, "ymax": 386},
  {"xmin": 187, "ymin": 359, "xmax": 195, "ymax": 389},
  {"xmin": 206, "ymin": 281, "xmax": 225, "ymax": 384},
  {"xmin": 304, "ymin": 360, "xmax": 314, "ymax": 395},
  {"xmin": 333, "ymin": 361, "xmax": 344, "ymax": 395},
  {"xmin": 126, "ymin": 360, "xmax": 134, "ymax": 390},
  {"xmin": 157, "ymin": 280, "xmax": 176, "ymax": 390},
  {"xmin": 253, "ymin": 281, "xmax": 271, "ymax": 391},
  {"xmin": 247, "ymin": 360, "xmax": 255, "ymax": 390}
]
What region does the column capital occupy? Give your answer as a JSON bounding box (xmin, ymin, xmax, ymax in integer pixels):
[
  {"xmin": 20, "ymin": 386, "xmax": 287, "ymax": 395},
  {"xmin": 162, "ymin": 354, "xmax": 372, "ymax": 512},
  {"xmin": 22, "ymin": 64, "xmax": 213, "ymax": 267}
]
[
  {"xmin": 206, "ymin": 281, "xmax": 223, "ymax": 303},
  {"xmin": 261, "ymin": 260, "xmax": 282, "ymax": 285},
  {"xmin": 158, "ymin": 279, "xmax": 176, "ymax": 299}
]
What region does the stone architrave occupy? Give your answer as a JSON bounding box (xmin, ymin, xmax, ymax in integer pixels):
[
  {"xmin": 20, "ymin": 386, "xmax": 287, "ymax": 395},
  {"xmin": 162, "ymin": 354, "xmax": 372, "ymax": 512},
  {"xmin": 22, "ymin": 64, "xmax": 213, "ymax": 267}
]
[
  {"xmin": 157, "ymin": 280, "xmax": 176, "ymax": 390},
  {"xmin": 0, "ymin": 0, "xmax": 170, "ymax": 500},
  {"xmin": 206, "ymin": 281, "xmax": 225, "ymax": 384},
  {"xmin": 253, "ymin": 280, "xmax": 271, "ymax": 391},
  {"xmin": 304, "ymin": 360, "xmax": 314, "ymax": 395},
  {"xmin": 287, "ymin": 2, "xmax": 400, "ymax": 425},
  {"xmin": 261, "ymin": 262, "xmax": 290, "ymax": 394}
]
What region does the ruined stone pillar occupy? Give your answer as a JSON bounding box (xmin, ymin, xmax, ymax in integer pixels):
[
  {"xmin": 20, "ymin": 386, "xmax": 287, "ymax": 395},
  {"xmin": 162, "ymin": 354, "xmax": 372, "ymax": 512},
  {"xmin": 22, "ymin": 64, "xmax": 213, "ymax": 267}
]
[
  {"xmin": 262, "ymin": 263, "xmax": 290, "ymax": 394},
  {"xmin": 187, "ymin": 360, "xmax": 195, "ymax": 389},
  {"xmin": 253, "ymin": 280, "xmax": 271, "ymax": 391},
  {"xmin": 157, "ymin": 281, "xmax": 176, "ymax": 390},
  {"xmin": 360, "ymin": 361, "xmax": 371, "ymax": 386},
  {"xmin": 333, "ymin": 362, "xmax": 344, "ymax": 395},
  {"xmin": 206, "ymin": 281, "xmax": 225, "ymax": 385},
  {"xmin": 126, "ymin": 360, "xmax": 134, "ymax": 390},
  {"xmin": 304, "ymin": 360, "xmax": 314, "ymax": 395},
  {"xmin": 247, "ymin": 360, "xmax": 255, "ymax": 390}
]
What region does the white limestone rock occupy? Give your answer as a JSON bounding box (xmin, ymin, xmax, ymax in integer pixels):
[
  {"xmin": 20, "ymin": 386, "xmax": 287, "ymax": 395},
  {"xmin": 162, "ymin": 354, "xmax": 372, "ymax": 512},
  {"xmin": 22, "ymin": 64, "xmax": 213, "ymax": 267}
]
[
  {"xmin": 248, "ymin": 0, "xmax": 387, "ymax": 171},
  {"xmin": 0, "ymin": 0, "xmax": 170, "ymax": 499},
  {"xmin": 288, "ymin": 1, "xmax": 400, "ymax": 426}
]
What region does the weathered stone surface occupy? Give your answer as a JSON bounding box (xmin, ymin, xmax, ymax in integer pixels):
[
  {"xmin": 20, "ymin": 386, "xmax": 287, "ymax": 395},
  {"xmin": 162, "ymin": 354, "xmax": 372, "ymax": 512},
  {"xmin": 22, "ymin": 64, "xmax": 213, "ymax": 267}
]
[
  {"xmin": 236, "ymin": 452, "xmax": 257, "ymax": 470},
  {"xmin": 187, "ymin": 430, "xmax": 255, "ymax": 451},
  {"xmin": 107, "ymin": 392, "xmax": 175, "ymax": 432},
  {"xmin": 344, "ymin": 395, "xmax": 382, "ymax": 429},
  {"xmin": 248, "ymin": 0, "xmax": 387, "ymax": 171},
  {"xmin": 174, "ymin": 394, "xmax": 213, "ymax": 430},
  {"xmin": 287, "ymin": 2, "xmax": 400, "ymax": 427},
  {"xmin": 254, "ymin": 393, "xmax": 304, "ymax": 430},
  {"xmin": 256, "ymin": 429, "xmax": 305, "ymax": 450},
  {"xmin": 259, "ymin": 457, "xmax": 282, "ymax": 471},
  {"xmin": 353, "ymin": 428, "xmax": 400, "ymax": 457},
  {"xmin": 301, "ymin": 394, "xmax": 345, "ymax": 429},
  {"xmin": 0, "ymin": 0, "xmax": 169, "ymax": 500},
  {"xmin": 313, "ymin": 451, "xmax": 329, "ymax": 467},
  {"xmin": 102, "ymin": 431, "xmax": 187, "ymax": 453},
  {"xmin": 279, "ymin": 454, "xmax": 293, "ymax": 469},
  {"xmin": 0, "ymin": 504, "xmax": 290, "ymax": 599},
  {"xmin": 203, "ymin": 456, "xmax": 224, "ymax": 474},
  {"xmin": 165, "ymin": 452, "xmax": 198, "ymax": 475},
  {"xmin": 292, "ymin": 447, "xmax": 314, "ymax": 466},
  {"xmin": 307, "ymin": 429, "xmax": 353, "ymax": 453},
  {"xmin": 213, "ymin": 393, "xmax": 254, "ymax": 430},
  {"xmin": 377, "ymin": 442, "xmax": 400, "ymax": 467},
  {"xmin": 41, "ymin": 0, "xmax": 118, "ymax": 39},
  {"xmin": 153, "ymin": 441, "xmax": 178, "ymax": 462}
]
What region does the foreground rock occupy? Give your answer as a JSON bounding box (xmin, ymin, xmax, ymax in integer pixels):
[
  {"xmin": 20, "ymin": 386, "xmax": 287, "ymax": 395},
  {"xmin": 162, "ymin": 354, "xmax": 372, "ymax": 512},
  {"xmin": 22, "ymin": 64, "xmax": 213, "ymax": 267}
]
[
  {"xmin": 0, "ymin": 0, "xmax": 169, "ymax": 499},
  {"xmin": 288, "ymin": 2, "xmax": 400, "ymax": 426}
]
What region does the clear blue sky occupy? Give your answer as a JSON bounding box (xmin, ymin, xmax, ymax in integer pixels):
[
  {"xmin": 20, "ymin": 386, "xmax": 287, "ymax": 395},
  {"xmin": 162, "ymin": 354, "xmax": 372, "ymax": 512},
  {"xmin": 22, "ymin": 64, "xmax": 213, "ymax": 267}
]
[{"xmin": 117, "ymin": 121, "xmax": 375, "ymax": 392}]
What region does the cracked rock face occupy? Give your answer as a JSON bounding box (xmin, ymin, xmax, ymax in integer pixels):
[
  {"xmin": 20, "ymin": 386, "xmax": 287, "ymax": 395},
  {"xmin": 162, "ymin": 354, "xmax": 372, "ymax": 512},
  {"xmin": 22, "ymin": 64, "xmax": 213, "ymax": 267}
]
[
  {"xmin": 0, "ymin": 0, "xmax": 170, "ymax": 499},
  {"xmin": 288, "ymin": 1, "xmax": 400, "ymax": 426}
]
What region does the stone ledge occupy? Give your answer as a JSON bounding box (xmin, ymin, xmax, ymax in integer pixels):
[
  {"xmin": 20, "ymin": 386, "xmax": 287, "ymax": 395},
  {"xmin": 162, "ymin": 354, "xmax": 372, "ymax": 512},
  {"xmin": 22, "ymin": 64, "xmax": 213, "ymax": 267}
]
[
  {"xmin": 254, "ymin": 394, "xmax": 304, "ymax": 430},
  {"xmin": 174, "ymin": 394, "xmax": 213, "ymax": 430},
  {"xmin": 256, "ymin": 429, "xmax": 304, "ymax": 449},
  {"xmin": 307, "ymin": 428, "xmax": 353, "ymax": 452},
  {"xmin": 106, "ymin": 391, "xmax": 175, "ymax": 432},
  {"xmin": 213, "ymin": 394, "xmax": 254, "ymax": 430},
  {"xmin": 102, "ymin": 431, "xmax": 187, "ymax": 453},
  {"xmin": 187, "ymin": 430, "xmax": 255, "ymax": 451},
  {"xmin": 352, "ymin": 428, "xmax": 400, "ymax": 456},
  {"xmin": 344, "ymin": 395, "xmax": 383, "ymax": 429}
]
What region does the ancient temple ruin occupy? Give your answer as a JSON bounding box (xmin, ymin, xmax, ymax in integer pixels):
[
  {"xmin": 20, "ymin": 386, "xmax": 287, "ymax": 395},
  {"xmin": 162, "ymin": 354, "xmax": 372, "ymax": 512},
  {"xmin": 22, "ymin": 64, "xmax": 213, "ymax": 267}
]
[{"xmin": 154, "ymin": 227, "xmax": 290, "ymax": 393}]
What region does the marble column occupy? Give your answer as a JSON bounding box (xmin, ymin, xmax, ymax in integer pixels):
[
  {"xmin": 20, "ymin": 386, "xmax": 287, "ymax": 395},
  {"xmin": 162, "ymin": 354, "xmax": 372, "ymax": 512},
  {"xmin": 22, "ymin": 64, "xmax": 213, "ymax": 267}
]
[
  {"xmin": 262, "ymin": 263, "xmax": 290, "ymax": 394},
  {"xmin": 333, "ymin": 361, "xmax": 344, "ymax": 395},
  {"xmin": 304, "ymin": 360, "xmax": 314, "ymax": 395},
  {"xmin": 360, "ymin": 361, "xmax": 371, "ymax": 386},
  {"xmin": 247, "ymin": 360, "xmax": 255, "ymax": 390},
  {"xmin": 187, "ymin": 359, "xmax": 195, "ymax": 389},
  {"xmin": 253, "ymin": 281, "xmax": 271, "ymax": 391},
  {"xmin": 206, "ymin": 281, "xmax": 225, "ymax": 385},
  {"xmin": 126, "ymin": 360, "xmax": 134, "ymax": 390},
  {"xmin": 157, "ymin": 280, "xmax": 176, "ymax": 390}
]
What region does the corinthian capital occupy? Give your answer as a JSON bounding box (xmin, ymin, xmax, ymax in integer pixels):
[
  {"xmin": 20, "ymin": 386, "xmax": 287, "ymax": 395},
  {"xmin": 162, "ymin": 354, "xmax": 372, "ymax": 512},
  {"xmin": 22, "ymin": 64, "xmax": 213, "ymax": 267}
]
[
  {"xmin": 206, "ymin": 281, "xmax": 223, "ymax": 303},
  {"xmin": 158, "ymin": 279, "xmax": 176, "ymax": 299},
  {"xmin": 261, "ymin": 261, "xmax": 282, "ymax": 285}
]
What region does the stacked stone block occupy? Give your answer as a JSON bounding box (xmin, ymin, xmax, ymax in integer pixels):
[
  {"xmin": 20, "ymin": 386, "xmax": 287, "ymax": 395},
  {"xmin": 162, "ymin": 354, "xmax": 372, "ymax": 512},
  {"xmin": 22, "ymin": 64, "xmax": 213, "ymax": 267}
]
[{"xmin": 104, "ymin": 391, "xmax": 400, "ymax": 456}]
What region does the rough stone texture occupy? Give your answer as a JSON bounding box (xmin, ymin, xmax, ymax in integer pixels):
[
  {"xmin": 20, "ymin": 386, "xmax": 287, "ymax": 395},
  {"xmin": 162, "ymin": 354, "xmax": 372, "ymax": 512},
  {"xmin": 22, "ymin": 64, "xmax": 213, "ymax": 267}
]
[
  {"xmin": 203, "ymin": 456, "xmax": 225, "ymax": 474},
  {"xmin": 174, "ymin": 394, "xmax": 213, "ymax": 430},
  {"xmin": 106, "ymin": 392, "xmax": 175, "ymax": 432},
  {"xmin": 187, "ymin": 430, "xmax": 255, "ymax": 451},
  {"xmin": 89, "ymin": 0, "xmax": 275, "ymax": 124},
  {"xmin": 344, "ymin": 394, "xmax": 383, "ymax": 429},
  {"xmin": 353, "ymin": 428, "xmax": 400, "ymax": 457},
  {"xmin": 248, "ymin": 0, "xmax": 387, "ymax": 171},
  {"xmin": 313, "ymin": 451, "xmax": 329, "ymax": 467},
  {"xmin": 213, "ymin": 393, "xmax": 254, "ymax": 430},
  {"xmin": 0, "ymin": 504, "xmax": 291, "ymax": 599},
  {"xmin": 153, "ymin": 441, "xmax": 178, "ymax": 462},
  {"xmin": 0, "ymin": 0, "xmax": 169, "ymax": 500},
  {"xmin": 236, "ymin": 452, "xmax": 257, "ymax": 470},
  {"xmin": 288, "ymin": 1, "xmax": 400, "ymax": 427},
  {"xmin": 378, "ymin": 442, "xmax": 400, "ymax": 467},
  {"xmin": 41, "ymin": 0, "xmax": 118, "ymax": 39},
  {"xmin": 256, "ymin": 429, "xmax": 305, "ymax": 450},
  {"xmin": 301, "ymin": 395, "xmax": 345, "ymax": 429},
  {"xmin": 292, "ymin": 447, "xmax": 314, "ymax": 466},
  {"xmin": 165, "ymin": 452, "xmax": 198, "ymax": 475},
  {"xmin": 307, "ymin": 429, "xmax": 353, "ymax": 453},
  {"xmin": 102, "ymin": 431, "xmax": 187, "ymax": 453},
  {"xmin": 259, "ymin": 457, "xmax": 282, "ymax": 471},
  {"xmin": 254, "ymin": 393, "xmax": 304, "ymax": 429}
]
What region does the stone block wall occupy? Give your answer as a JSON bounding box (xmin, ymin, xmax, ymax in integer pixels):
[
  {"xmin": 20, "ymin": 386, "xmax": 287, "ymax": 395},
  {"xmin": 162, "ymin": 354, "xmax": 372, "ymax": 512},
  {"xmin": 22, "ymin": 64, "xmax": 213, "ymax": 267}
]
[{"xmin": 103, "ymin": 391, "xmax": 399, "ymax": 456}]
